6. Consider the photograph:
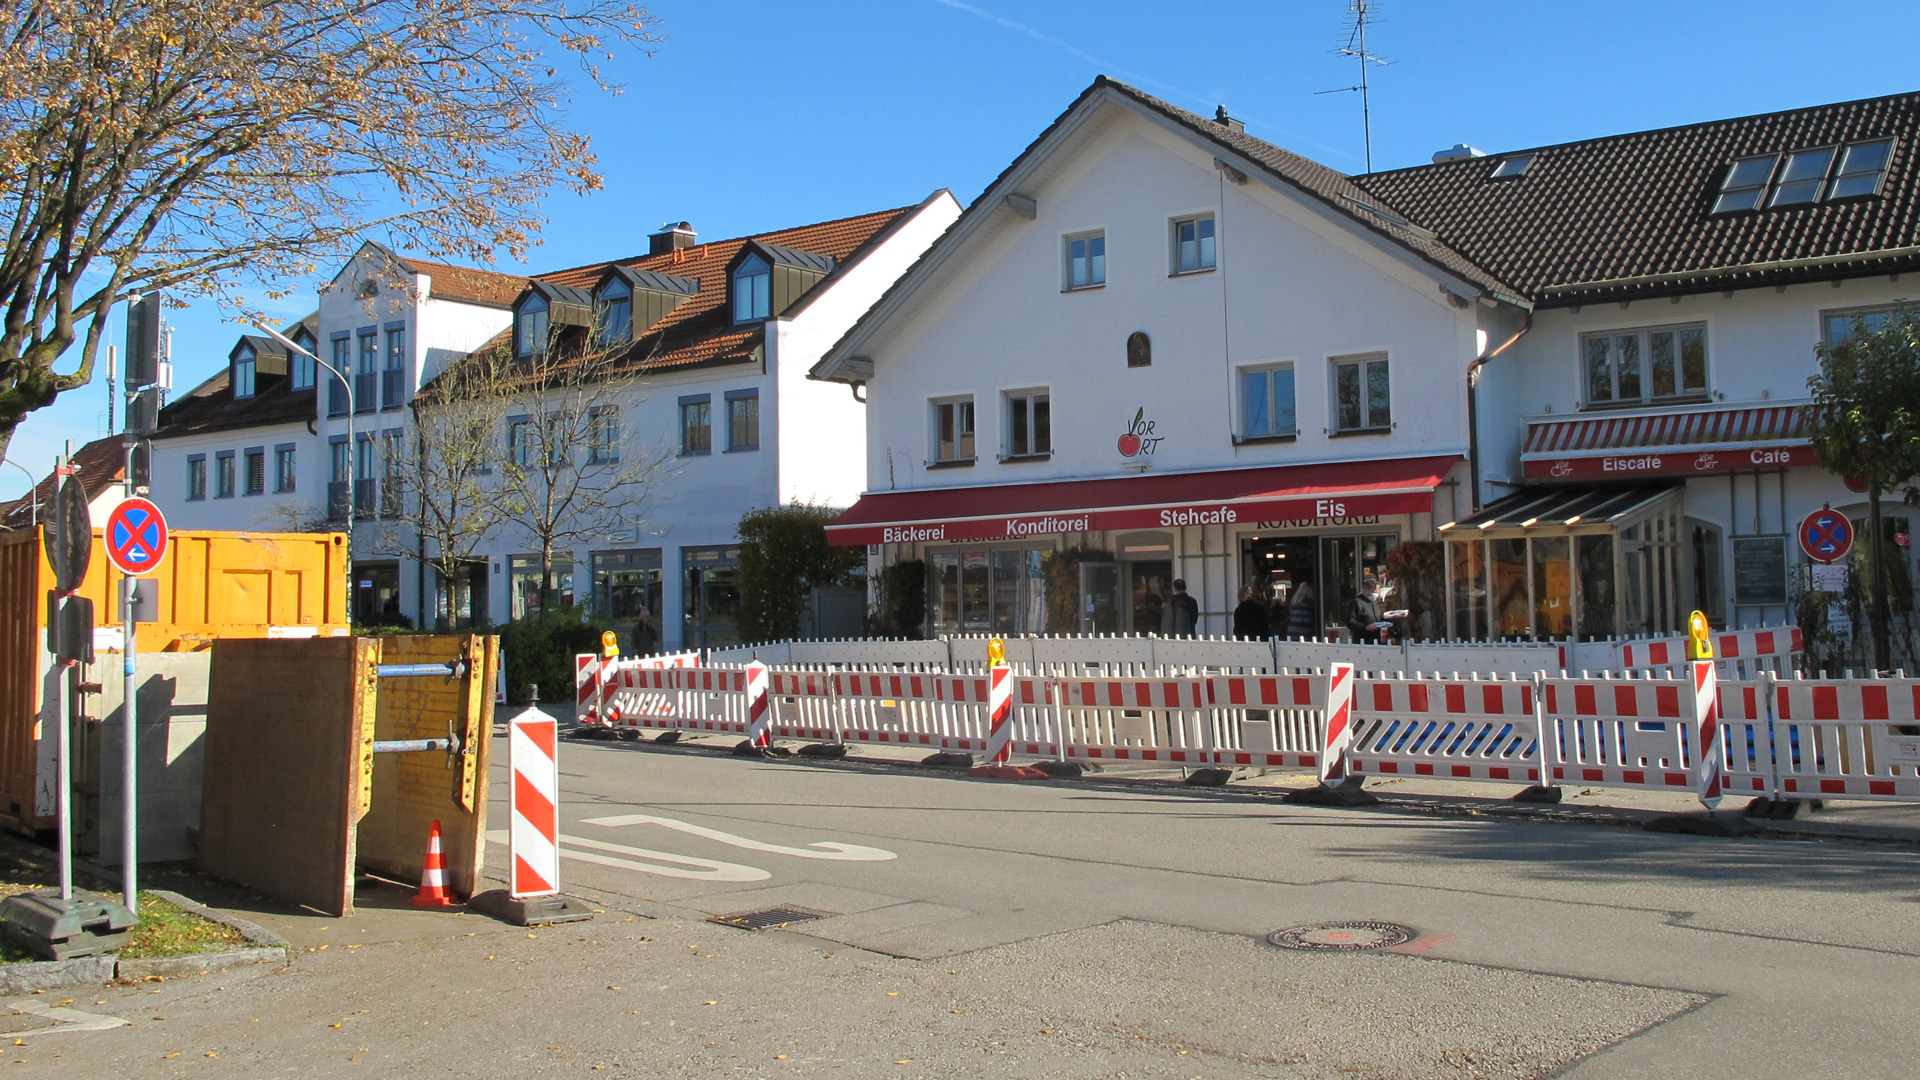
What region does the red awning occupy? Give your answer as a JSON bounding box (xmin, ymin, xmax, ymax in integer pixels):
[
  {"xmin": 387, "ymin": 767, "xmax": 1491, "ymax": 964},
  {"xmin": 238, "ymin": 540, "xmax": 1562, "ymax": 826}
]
[
  {"xmin": 827, "ymin": 455, "xmax": 1460, "ymax": 546},
  {"xmin": 1520, "ymin": 404, "xmax": 1815, "ymax": 480}
]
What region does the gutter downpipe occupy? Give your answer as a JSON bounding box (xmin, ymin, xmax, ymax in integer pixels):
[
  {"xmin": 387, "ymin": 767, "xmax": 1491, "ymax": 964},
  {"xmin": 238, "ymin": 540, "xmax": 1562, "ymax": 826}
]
[{"xmin": 1467, "ymin": 310, "xmax": 1533, "ymax": 513}]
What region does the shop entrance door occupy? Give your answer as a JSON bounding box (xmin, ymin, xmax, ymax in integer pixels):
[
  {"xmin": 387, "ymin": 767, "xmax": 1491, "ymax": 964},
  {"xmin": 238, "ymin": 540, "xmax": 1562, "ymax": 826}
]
[
  {"xmin": 1080, "ymin": 562, "xmax": 1122, "ymax": 633},
  {"xmin": 1244, "ymin": 537, "xmax": 1317, "ymax": 635},
  {"xmin": 1126, "ymin": 561, "xmax": 1173, "ymax": 634}
]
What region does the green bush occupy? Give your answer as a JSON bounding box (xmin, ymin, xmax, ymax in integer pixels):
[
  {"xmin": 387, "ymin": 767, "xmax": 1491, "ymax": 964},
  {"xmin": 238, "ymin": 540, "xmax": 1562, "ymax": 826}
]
[
  {"xmin": 499, "ymin": 606, "xmax": 610, "ymax": 705},
  {"xmin": 736, "ymin": 503, "xmax": 863, "ymax": 643}
]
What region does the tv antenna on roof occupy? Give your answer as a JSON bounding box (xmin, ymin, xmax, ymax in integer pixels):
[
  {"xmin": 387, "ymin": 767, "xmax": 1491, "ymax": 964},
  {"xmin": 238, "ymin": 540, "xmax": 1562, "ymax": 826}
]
[{"xmin": 1316, "ymin": 0, "xmax": 1390, "ymax": 173}]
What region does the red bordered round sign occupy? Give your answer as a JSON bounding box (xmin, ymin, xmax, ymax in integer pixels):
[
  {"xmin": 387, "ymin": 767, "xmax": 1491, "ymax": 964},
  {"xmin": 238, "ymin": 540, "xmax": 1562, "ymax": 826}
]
[
  {"xmin": 1798, "ymin": 505, "xmax": 1853, "ymax": 565},
  {"xmin": 104, "ymin": 496, "xmax": 170, "ymax": 577}
]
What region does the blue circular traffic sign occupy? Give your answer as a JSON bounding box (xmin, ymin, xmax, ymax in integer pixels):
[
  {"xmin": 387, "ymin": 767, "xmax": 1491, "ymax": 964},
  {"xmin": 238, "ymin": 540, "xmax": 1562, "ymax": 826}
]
[
  {"xmin": 1798, "ymin": 506, "xmax": 1853, "ymax": 565},
  {"xmin": 105, "ymin": 497, "xmax": 169, "ymax": 576}
]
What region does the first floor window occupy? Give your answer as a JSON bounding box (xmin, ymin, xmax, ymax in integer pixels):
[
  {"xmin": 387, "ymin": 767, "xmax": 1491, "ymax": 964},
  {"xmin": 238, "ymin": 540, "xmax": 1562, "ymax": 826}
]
[
  {"xmin": 1582, "ymin": 324, "xmax": 1706, "ymax": 406},
  {"xmin": 510, "ymin": 553, "xmax": 575, "ymax": 620},
  {"xmin": 726, "ymin": 392, "xmax": 759, "ymax": 451},
  {"xmin": 356, "ymin": 333, "xmax": 378, "ymax": 413},
  {"xmin": 243, "ymin": 448, "xmax": 265, "ymax": 496},
  {"xmin": 680, "ymin": 397, "xmax": 711, "ymax": 455},
  {"xmin": 932, "ymin": 397, "xmax": 975, "ymax": 463},
  {"xmin": 1172, "ymin": 215, "xmax": 1215, "ymax": 273},
  {"xmin": 508, "ymin": 418, "xmax": 533, "ymax": 466},
  {"xmin": 274, "ymin": 446, "xmax": 296, "ymax": 492},
  {"xmin": 589, "ymin": 407, "xmax": 620, "ymax": 463},
  {"xmin": 1332, "ymin": 354, "xmax": 1390, "ymax": 432},
  {"xmin": 381, "ymin": 430, "xmax": 404, "ymax": 515},
  {"xmin": 1064, "ymin": 232, "xmax": 1105, "ymax": 290},
  {"xmin": 215, "ymin": 452, "xmax": 235, "ymax": 498},
  {"xmin": 1238, "ymin": 364, "xmax": 1296, "ymax": 439},
  {"xmin": 1004, "ymin": 391, "xmax": 1050, "ymax": 457},
  {"xmin": 187, "ymin": 456, "xmax": 206, "ymax": 501},
  {"xmin": 383, "ymin": 327, "xmax": 406, "ymax": 409}
]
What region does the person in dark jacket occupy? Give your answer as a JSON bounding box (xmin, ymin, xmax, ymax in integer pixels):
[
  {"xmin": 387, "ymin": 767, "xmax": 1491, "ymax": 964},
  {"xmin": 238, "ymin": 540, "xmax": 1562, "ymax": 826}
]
[
  {"xmin": 1164, "ymin": 578, "xmax": 1200, "ymax": 636},
  {"xmin": 1232, "ymin": 585, "xmax": 1270, "ymax": 640}
]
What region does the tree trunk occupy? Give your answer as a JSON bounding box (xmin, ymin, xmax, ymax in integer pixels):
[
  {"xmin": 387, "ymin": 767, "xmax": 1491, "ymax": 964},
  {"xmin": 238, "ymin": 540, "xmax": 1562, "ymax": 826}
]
[
  {"xmin": 1869, "ymin": 477, "xmax": 1892, "ymax": 672},
  {"xmin": 540, "ymin": 544, "xmax": 554, "ymax": 615}
]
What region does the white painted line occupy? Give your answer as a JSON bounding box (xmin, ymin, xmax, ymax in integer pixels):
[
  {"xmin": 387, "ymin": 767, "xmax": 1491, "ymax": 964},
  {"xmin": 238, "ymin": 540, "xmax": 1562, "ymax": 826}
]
[
  {"xmin": 580, "ymin": 814, "xmax": 898, "ymax": 862},
  {"xmin": 1, "ymin": 999, "xmax": 132, "ymax": 1033},
  {"xmin": 485, "ymin": 830, "xmax": 769, "ymax": 882}
]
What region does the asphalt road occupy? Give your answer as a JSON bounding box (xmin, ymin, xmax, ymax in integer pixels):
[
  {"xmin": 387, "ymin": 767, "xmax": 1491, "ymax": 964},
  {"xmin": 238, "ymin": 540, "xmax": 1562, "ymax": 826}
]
[{"xmin": 20, "ymin": 737, "xmax": 1920, "ymax": 1079}]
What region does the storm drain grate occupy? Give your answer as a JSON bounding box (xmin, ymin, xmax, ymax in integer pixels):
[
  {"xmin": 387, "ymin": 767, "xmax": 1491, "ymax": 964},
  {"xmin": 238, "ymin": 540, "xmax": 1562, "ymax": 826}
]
[
  {"xmin": 710, "ymin": 907, "xmax": 829, "ymax": 931},
  {"xmin": 1266, "ymin": 921, "xmax": 1416, "ymax": 951}
]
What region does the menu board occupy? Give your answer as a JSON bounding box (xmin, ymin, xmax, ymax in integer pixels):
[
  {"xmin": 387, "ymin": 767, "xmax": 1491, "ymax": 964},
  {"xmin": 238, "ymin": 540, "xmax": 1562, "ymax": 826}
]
[{"xmin": 1733, "ymin": 536, "xmax": 1788, "ymax": 606}]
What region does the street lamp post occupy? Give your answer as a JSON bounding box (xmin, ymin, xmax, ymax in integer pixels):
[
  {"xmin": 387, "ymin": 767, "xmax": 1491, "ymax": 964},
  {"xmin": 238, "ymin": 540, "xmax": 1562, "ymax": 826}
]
[{"xmin": 255, "ymin": 325, "xmax": 355, "ymax": 584}]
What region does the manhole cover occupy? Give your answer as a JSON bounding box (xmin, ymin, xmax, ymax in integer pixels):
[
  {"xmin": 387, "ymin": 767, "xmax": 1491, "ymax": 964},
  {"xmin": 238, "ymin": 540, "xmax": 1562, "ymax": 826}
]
[
  {"xmin": 710, "ymin": 907, "xmax": 828, "ymax": 931},
  {"xmin": 1266, "ymin": 921, "xmax": 1416, "ymax": 951}
]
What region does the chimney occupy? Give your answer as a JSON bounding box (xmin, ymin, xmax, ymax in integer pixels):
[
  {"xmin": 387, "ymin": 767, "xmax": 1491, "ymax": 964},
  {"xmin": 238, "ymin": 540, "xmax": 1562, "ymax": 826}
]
[
  {"xmin": 1213, "ymin": 105, "xmax": 1245, "ymax": 135},
  {"xmin": 1431, "ymin": 143, "xmax": 1487, "ymax": 164},
  {"xmin": 649, "ymin": 221, "xmax": 697, "ymax": 256}
]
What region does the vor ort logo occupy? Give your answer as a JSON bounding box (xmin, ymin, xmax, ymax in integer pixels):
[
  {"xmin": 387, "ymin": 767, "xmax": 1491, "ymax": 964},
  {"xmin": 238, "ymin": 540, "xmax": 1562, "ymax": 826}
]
[{"xmin": 1117, "ymin": 407, "xmax": 1164, "ymax": 458}]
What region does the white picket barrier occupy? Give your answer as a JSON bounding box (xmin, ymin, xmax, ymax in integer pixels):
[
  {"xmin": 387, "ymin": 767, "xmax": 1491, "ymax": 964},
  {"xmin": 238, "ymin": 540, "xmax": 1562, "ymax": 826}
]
[
  {"xmin": 1403, "ymin": 640, "xmax": 1564, "ymax": 676},
  {"xmin": 1030, "ymin": 634, "xmax": 1158, "ymax": 677},
  {"xmin": 1712, "ymin": 674, "xmax": 1920, "ymax": 801},
  {"xmin": 1567, "ymin": 625, "xmax": 1802, "ymax": 681},
  {"xmin": 947, "ymin": 635, "xmax": 1035, "ymax": 673},
  {"xmin": 1153, "ymin": 635, "xmax": 1276, "ymax": 675},
  {"xmin": 1273, "ymin": 637, "xmax": 1402, "ymax": 673},
  {"xmin": 1203, "ymin": 672, "xmax": 1330, "ymax": 770}
]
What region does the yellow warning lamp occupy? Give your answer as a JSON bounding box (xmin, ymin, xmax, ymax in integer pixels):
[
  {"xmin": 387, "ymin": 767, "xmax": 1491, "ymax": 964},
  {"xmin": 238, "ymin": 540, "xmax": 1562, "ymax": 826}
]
[
  {"xmin": 1685, "ymin": 610, "xmax": 1713, "ymax": 661},
  {"xmin": 987, "ymin": 637, "xmax": 1007, "ymax": 668},
  {"xmin": 601, "ymin": 630, "xmax": 620, "ymax": 659}
]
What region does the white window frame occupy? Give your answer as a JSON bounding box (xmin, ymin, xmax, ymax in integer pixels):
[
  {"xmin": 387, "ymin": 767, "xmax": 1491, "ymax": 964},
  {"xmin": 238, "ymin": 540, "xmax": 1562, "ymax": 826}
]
[
  {"xmin": 1062, "ymin": 231, "xmax": 1106, "ymax": 291},
  {"xmin": 1001, "ymin": 389, "xmax": 1051, "ymax": 460},
  {"xmin": 1236, "ymin": 361, "xmax": 1296, "ymax": 442},
  {"xmin": 1822, "ymin": 302, "xmax": 1914, "ymax": 346},
  {"xmin": 930, "ymin": 395, "xmax": 976, "ymax": 465},
  {"xmin": 1170, "ymin": 214, "xmax": 1216, "ymax": 275},
  {"xmin": 1329, "ymin": 353, "xmax": 1391, "ymax": 434},
  {"xmin": 1578, "ymin": 322, "xmax": 1709, "ymax": 408}
]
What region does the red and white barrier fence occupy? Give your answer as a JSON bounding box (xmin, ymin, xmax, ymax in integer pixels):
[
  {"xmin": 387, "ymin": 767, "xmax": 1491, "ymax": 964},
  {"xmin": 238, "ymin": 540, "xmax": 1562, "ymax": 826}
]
[{"xmin": 570, "ymin": 649, "xmax": 1920, "ymax": 809}]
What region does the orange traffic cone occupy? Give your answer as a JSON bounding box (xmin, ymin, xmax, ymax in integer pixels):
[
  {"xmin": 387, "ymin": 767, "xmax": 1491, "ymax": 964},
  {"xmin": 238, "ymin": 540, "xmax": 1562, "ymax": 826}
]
[{"xmin": 408, "ymin": 819, "xmax": 460, "ymax": 910}]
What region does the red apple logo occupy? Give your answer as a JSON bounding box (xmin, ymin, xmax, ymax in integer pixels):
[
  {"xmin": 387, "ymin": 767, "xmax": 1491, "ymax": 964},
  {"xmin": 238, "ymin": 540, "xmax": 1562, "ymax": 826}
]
[{"xmin": 1118, "ymin": 432, "xmax": 1141, "ymax": 456}]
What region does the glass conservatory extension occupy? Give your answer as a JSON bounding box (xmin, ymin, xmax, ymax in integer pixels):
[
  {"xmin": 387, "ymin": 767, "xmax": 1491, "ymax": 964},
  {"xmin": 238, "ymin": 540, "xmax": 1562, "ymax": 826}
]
[{"xmin": 1441, "ymin": 484, "xmax": 1685, "ymax": 642}]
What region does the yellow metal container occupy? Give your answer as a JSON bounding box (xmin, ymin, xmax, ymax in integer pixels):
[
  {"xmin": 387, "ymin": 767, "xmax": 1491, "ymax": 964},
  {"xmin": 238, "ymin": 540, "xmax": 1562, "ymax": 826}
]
[{"xmin": 0, "ymin": 527, "xmax": 349, "ymax": 830}]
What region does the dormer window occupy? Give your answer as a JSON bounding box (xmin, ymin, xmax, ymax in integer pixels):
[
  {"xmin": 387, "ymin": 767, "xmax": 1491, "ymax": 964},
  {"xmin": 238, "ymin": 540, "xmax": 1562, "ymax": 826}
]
[
  {"xmin": 517, "ymin": 294, "xmax": 549, "ymax": 357},
  {"xmin": 231, "ymin": 343, "xmax": 256, "ymax": 399},
  {"xmin": 290, "ymin": 330, "xmax": 316, "ymax": 390},
  {"xmin": 597, "ymin": 278, "xmax": 632, "ymax": 345},
  {"xmin": 733, "ymin": 253, "xmax": 770, "ymax": 324}
]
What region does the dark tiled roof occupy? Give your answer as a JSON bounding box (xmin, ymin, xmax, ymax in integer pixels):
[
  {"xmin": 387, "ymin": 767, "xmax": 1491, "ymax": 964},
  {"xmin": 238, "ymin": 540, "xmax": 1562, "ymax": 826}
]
[
  {"xmin": 154, "ymin": 322, "xmax": 319, "ymax": 442},
  {"xmin": 1354, "ymin": 91, "xmax": 1920, "ymax": 305},
  {"xmin": 1, "ymin": 435, "xmax": 125, "ymax": 529},
  {"xmin": 747, "ymin": 241, "xmax": 836, "ymax": 274}
]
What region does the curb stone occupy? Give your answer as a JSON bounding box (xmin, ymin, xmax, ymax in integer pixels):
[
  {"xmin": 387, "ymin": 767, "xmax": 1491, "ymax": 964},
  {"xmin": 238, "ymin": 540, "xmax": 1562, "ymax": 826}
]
[{"xmin": 0, "ymin": 890, "xmax": 289, "ymax": 994}]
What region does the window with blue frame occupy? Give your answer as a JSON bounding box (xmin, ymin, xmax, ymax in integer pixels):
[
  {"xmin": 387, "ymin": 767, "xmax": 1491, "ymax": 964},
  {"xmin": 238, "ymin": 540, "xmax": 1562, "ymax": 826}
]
[
  {"xmin": 680, "ymin": 396, "xmax": 712, "ymax": 455},
  {"xmin": 383, "ymin": 325, "xmax": 405, "ymax": 409},
  {"xmin": 733, "ymin": 254, "xmax": 770, "ymax": 323},
  {"xmin": 517, "ymin": 294, "xmax": 549, "ymax": 357},
  {"xmin": 230, "ymin": 344, "xmax": 256, "ymax": 399},
  {"xmin": 597, "ymin": 278, "xmax": 632, "ymax": 345},
  {"xmin": 329, "ymin": 336, "xmax": 351, "ymax": 416},
  {"xmin": 725, "ymin": 390, "xmax": 758, "ymax": 451}
]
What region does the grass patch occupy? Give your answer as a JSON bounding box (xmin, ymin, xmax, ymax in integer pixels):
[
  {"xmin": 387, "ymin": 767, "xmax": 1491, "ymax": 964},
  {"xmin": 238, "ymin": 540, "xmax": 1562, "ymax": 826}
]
[{"xmin": 119, "ymin": 893, "xmax": 252, "ymax": 959}]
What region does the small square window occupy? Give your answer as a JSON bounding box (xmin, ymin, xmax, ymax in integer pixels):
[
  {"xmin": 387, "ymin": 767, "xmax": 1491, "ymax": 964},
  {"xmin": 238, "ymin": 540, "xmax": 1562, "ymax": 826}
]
[
  {"xmin": 1171, "ymin": 216, "xmax": 1215, "ymax": 274},
  {"xmin": 1331, "ymin": 354, "xmax": 1390, "ymax": 433},
  {"xmin": 1238, "ymin": 364, "xmax": 1296, "ymax": 439},
  {"xmin": 1064, "ymin": 232, "xmax": 1105, "ymax": 290},
  {"xmin": 931, "ymin": 397, "xmax": 975, "ymax": 464},
  {"xmin": 1003, "ymin": 391, "xmax": 1050, "ymax": 459},
  {"xmin": 1712, "ymin": 155, "xmax": 1777, "ymax": 213}
]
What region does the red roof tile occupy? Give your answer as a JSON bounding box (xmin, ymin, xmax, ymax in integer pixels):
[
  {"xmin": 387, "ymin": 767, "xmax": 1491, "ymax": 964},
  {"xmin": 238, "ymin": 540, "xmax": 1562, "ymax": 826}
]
[{"xmin": 2, "ymin": 435, "xmax": 126, "ymax": 530}]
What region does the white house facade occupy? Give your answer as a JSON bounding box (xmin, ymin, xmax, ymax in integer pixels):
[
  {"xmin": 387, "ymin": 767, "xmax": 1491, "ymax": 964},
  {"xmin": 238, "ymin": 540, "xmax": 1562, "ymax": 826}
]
[{"xmin": 818, "ymin": 79, "xmax": 1920, "ymax": 646}]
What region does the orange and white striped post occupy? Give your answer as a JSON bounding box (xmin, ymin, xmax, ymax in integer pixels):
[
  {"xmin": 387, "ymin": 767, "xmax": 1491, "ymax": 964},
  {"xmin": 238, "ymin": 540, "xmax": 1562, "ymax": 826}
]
[
  {"xmin": 1318, "ymin": 663, "xmax": 1358, "ymax": 785},
  {"xmin": 984, "ymin": 663, "xmax": 1014, "ymax": 765},
  {"xmin": 1687, "ymin": 611, "xmax": 1725, "ymax": 810},
  {"xmin": 508, "ymin": 706, "xmax": 560, "ymax": 899},
  {"xmin": 744, "ymin": 662, "xmax": 772, "ymax": 749}
]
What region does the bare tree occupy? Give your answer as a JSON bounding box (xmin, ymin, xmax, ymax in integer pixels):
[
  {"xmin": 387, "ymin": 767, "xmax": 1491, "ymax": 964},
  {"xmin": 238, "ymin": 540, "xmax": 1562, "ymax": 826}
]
[
  {"xmin": 0, "ymin": 0, "xmax": 660, "ymax": 462},
  {"xmin": 495, "ymin": 344, "xmax": 676, "ymax": 611},
  {"xmin": 371, "ymin": 349, "xmax": 517, "ymax": 627},
  {"xmin": 251, "ymin": 495, "xmax": 331, "ymax": 534}
]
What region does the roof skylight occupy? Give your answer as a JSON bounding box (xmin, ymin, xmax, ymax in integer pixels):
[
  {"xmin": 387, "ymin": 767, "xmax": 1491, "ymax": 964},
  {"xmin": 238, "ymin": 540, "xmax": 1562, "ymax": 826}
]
[
  {"xmin": 1712, "ymin": 138, "xmax": 1896, "ymax": 214},
  {"xmin": 1490, "ymin": 154, "xmax": 1533, "ymax": 179}
]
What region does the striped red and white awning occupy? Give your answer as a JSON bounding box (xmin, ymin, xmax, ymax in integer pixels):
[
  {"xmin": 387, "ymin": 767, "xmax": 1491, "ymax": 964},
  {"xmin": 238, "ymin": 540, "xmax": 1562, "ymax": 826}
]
[{"xmin": 1521, "ymin": 405, "xmax": 1815, "ymax": 480}]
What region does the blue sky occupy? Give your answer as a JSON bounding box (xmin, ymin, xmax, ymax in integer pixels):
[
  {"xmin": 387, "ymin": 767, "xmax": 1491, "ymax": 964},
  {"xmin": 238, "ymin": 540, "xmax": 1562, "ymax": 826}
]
[{"xmin": 9, "ymin": 0, "xmax": 1920, "ymax": 497}]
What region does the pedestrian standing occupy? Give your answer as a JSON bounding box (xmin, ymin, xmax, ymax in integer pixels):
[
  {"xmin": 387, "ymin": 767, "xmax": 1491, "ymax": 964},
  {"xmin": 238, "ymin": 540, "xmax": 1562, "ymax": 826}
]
[
  {"xmin": 1164, "ymin": 578, "xmax": 1200, "ymax": 636},
  {"xmin": 1232, "ymin": 585, "xmax": 1270, "ymax": 640}
]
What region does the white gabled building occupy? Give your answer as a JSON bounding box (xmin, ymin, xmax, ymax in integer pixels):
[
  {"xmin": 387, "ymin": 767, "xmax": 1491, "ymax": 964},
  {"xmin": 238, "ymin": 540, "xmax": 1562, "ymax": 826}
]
[
  {"xmin": 814, "ymin": 78, "xmax": 1527, "ymax": 639},
  {"xmin": 817, "ymin": 78, "xmax": 1920, "ymax": 648}
]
